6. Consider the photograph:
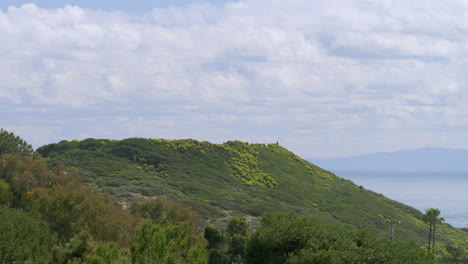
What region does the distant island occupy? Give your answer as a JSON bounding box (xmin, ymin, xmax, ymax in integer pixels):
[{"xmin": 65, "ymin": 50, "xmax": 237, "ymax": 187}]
[{"xmin": 309, "ymin": 147, "xmax": 468, "ymax": 172}]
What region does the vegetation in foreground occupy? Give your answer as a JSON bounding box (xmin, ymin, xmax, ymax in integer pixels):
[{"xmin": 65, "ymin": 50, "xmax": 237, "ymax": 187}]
[
  {"xmin": 0, "ymin": 152, "xmax": 209, "ymax": 263},
  {"xmin": 245, "ymin": 212, "xmax": 433, "ymax": 264},
  {"xmin": 0, "ymin": 129, "xmax": 467, "ymax": 263}
]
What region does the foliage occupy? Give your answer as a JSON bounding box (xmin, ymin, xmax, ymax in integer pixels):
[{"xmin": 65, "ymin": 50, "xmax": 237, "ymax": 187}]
[
  {"xmin": 205, "ymin": 217, "xmax": 249, "ymax": 263},
  {"xmin": 0, "ymin": 137, "xmax": 220, "ymax": 263},
  {"xmin": 207, "ymin": 250, "xmax": 231, "ymax": 264},
  {"xmin": 226, "ymin": 217, "xmax": 249, "ymax": 236},
  {"xmin": 0, "ymin": 128, "xmax": 34, "ymax": 156},
  {"xmin": 68, "ymin": 242, "xmax": 131, "ymax": 264},
  {"xmin": 0, "ymin": 154, "xmax": 77, "ymax": 205},
  {"xmin": 0, "ymin": 152, "xmax": 139, "ymax": 246},
  {"xmin": 0, "ymin": 206, "xmax": 57, "ymax": 263},
  {"xmin": 130, "ymin": 197, "xmax": 211, "ymax": 264},
  {"xmin": 26, "ymin": 183, "xmax": 140, "ymax": 245},
  {"xmin": 424, "ymin": 208, "xmax": 445, "ymax": 255},
  {"xmin": 130, "ymin": 196, "xmax": 202, "ymax": 254},
  {"xmin": 223, "ymin": 141, "xmax": 277, "ymax": 187},
  {"xmin": 36, "ymin": 137, "xmax": 468, "ymax": 258},
  {"xmin": 54, "ymin": 231, "xmax": 90, "ymax": 263},
  {"xmin": 2, "ymin": 130, "xmax": 468, "ymax": 263},
  {"xmin": 245, "ymin": 212, "xmax": 433, "ymax": 264},
  {"xmin": 204, "ymin": 226, "xmax": 223, "ymax": 249},
  {"xmin": 438, "ymin": 242, "xmax": 468, "ymax": 263},
  {"xmin": 131, "ymin": 197, "xmax": 198, "ymax": 227},
  {"xmin": 0, "ymin": 179, "xmax": 13, "ymax": 206},
  {"xmin": 131, "ymin": 221, "xmax": 208, "ymax": 264}
]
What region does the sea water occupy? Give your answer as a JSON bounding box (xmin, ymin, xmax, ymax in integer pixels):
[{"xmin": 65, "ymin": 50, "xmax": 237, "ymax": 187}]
[{"xmin": 333, "ymin": 171, "xmax": 468, "ymax": 228}]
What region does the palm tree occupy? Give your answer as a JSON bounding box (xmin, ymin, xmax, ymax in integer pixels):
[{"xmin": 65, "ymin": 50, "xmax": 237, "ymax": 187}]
[
  {"xmin": 424, "ymin": 208, "xmax": 444, "ymax": 254},
  {"xmin": 423, "ymin": 209, "xmax": 433, "ymax": 253}
]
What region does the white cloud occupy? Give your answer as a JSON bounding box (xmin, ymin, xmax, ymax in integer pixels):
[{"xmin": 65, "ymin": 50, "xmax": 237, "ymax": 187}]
[{"xmin": 3, "ymin": 1, "xmax": 468, "ymax": 157}]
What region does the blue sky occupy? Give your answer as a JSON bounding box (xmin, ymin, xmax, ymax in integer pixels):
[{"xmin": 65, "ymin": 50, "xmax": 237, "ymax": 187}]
[{"xmin": 2, "ymin": 0, "xmax": 468, "ymax": 158}]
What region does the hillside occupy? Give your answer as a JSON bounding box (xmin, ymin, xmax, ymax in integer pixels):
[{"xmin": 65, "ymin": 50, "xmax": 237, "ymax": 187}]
[
  {"xmin": 37, "ymin": 138, "xmax": 467, "ymax": 246},
  {"xmin": 310, "ymin": 147, "xmax": 468, "ymax": 171}
]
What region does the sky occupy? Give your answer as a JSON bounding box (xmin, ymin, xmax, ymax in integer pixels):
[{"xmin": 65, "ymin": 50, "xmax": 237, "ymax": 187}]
[{"xmin": 2, "ymin": 0, "xmax": 468, "ymax": 159}]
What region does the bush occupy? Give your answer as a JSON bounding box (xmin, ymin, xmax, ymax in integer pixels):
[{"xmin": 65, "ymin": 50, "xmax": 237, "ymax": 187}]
[{"xmin": 245, "ymin": 212, "xmax": 433, "ymax": 264}]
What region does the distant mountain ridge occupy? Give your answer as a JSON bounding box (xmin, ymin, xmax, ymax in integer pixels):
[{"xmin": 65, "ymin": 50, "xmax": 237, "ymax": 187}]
[{"xmin": 310, "ymin": 147, "xmax": 468, "ymax": 172}]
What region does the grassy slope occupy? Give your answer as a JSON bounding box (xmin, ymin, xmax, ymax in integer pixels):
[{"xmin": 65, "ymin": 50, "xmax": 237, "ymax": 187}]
[{"xmin": 36, "ymin": 138, "xmax": 468, "ymax": 248}]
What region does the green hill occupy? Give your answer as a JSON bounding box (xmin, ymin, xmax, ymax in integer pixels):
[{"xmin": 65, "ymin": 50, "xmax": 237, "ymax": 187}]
[{"xmin": 36, "ymin": 138, "xmax": 467, "ymax": 248}]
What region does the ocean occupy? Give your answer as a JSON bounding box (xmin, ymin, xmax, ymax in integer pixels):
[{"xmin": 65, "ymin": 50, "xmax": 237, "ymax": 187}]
[{"xmin": 333, "ymin": 170, "xmax": 468, "ymax": 228}]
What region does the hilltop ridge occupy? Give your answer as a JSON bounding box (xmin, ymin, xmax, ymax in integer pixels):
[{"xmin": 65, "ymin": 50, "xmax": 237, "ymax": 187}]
[{"xmin": 37, "ymin": 138, "xmax": 467, "ymax": 246}]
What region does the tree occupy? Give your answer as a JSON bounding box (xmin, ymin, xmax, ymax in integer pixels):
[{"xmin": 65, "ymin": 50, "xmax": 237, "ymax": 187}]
[
  {"xmin": 0, "ymin": 154, "xmax": 77, "ymax": 205},
  {"xmin": 130, "ymin": 197, "xmax": 198, "ymax": 227},
  {"xmin": 226, "ymin": 217, "xmax": 248, "ymax": 237},
  {"xmin": 245, "ymin": 212, "xmax": 433, "ymax": 264},
  {"xmin": 203, "ymin": 218, "xmax": 251, "ymax": 264},
  {"xmin": 424, "ymin": 208, "xmax": 444, "ymax": 255},
  {"xmin": 0, "ymin": 206, "xmax": 57, "ymax": 263},
  {"xmin": 204, "ymin": 218, "xmax": 250, "ymax": 264},
  {"xmin": 0, "ymin": 179, "xmax": 13, "ymax": 206},
  {"xmin": 53, "ymin": 231, "xmax": 90, "ymax": 263},
  {"xmin": 26, "ymin": 184, "xmax": 140, "ymax": 245},
  {"xmin": 204, "ymin": 226, "xmax": 223, "ymax": 249},
  {"xmin": 226, "ymin": 217, "xmax": 249, "ymax": 262},
  {"xmin": 130, "ymin": 198, "xmax": 208, "ymax": 264},
  {"xmin": 65, "ymin": 241, "xmax": 131, "ymax": 264},
  {"xmin": 130, "ymin": 196, "xmax": 201, "ymax": 246},
  {"xmin": 131, "ymin": 221, "xmax": 208, "ymax": 264},
  {"xmin": 0, "ymin": 128, "xmax": 33, "ymax": 156}
]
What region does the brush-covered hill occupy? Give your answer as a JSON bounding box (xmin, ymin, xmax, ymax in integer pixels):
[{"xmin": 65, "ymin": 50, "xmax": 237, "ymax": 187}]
[{"xmin": 36, "ymin": 138, "xmax": 467, "ymax": 247}]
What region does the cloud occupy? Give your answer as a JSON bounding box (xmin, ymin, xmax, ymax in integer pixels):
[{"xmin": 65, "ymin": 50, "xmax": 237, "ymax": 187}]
[{"xmin": 2, "ymin": 1, "xmax": 468, "ymax": 157}]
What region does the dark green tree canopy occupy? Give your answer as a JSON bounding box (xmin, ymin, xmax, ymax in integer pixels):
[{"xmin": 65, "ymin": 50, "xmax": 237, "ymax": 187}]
[
  {"xmin": 204, "ymin": 226, "xmax": 223, "ymax": 249},
  {"xmin": 0, "ymin": 206, "xmax": 57, "ymax": 263},
  {"xmin": 226, "ymin": 217, "xmax": 249, "ymax": 237},
  {"xmin": 245, "ymin": 212, "xmax": 433, "ymax": 264},
  {"xmin": 0, "ymin": 128, "xmax": 33, "ymax": 156}
]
